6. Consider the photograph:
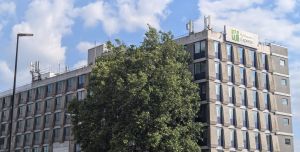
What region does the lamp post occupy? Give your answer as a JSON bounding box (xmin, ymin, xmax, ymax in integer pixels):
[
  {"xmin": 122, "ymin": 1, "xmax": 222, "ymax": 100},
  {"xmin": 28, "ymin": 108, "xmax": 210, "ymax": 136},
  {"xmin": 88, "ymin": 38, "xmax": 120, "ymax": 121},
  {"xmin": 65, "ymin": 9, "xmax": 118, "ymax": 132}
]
[{"xmin": 8, "ymin": 33, "xmax": 33, "ymax": 152}]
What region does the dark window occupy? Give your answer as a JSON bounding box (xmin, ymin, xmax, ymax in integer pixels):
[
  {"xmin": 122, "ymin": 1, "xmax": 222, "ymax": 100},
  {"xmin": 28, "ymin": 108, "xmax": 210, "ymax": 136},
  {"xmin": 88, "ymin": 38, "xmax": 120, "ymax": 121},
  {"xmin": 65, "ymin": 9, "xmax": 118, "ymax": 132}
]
[
  {"xmin": 228, "ymin": 86, "xmax": 234, "ymax": 104},
  {"xmin": 252, "ymin": 70, "xmax": 257, "ymax": 87},
  {"xmin": 229, "ymin": 107, "xmax": 235, "ymax": 126},
  {"xmin": 266, "ymin": 134, "xmax": 272, "ymax": 151},
  {"xmin": 242, "ymin": 131, "xmax": 249, "ymax": 149},
  {"xmin": 55, "ymin": 112, "xmax": 61, "ymax": 126},
  {"xmin": 226, "ymin": 44, "xmax": 233, "ymax": 62},
  {"xmin": 250, "ymin": 50, "xmax": 256, "ymax": 67},
  {"xmin": 230, "ymin": 129, "xmax": 236, "ymax": 148},
  {"xmin": 217, "ymin": 127, "xmax": 223, "ymax": 146},
  {"xmin": 264, "ymin": 93, "xmax": 269, "ymax": 110},
  {"xmin": 78, "ymin": 75, "xmax": 86, "ymax": 89},
  {"xmin": 44, "ymin": 130, "xmax": 49, "ymax": 143},
  {"xmin": 66, "ymin": 78, "xmax": 75, "ymax": 92},
  {"xmin": 214, "ymin": 41, "xmax": 220, "ymax": 59},
  {"xmin": 255, "ymin": 132, "xmax": 261, "ymax": 150},
  {"xmin": 216, "ymin": 83, "xmax": 221, "ymax": 101},
  {"xmin": 55, "ymin": 97, "xmax": 62, "ymax": 110},
  {"xmin": 285, "ymin": 138, "xmax": 291, "ymax": 145},
  {"xmin": 34, "ymin": 116, "xmax": 41, "ymax": 129},
  {"xmin": 194, "ymin": 40, "xmax": 206, "ymax": 59},
  {"xmin": 56, "ymin": 81, "xmax": 63, "ymax": 94},
  {"xmin": 215, "ymin": 62, "xmax": 221, "ymax": 80},
  {"xmin": 35, "ymin": 101, "xmax": 42, "ymax": 114},
  {"xmin": 194, "ymin": 61, "xmax": 206, "ymax": 80},
  {"xmin": 253, "ymin": 91, "xmax": 258, "ymax": 108},
  {"xmin": 44, "ymin": 114, "xmax": 51, "ymax": 128},
  {"xmin": 53, "ymin": 128, "xmax": 60, "ymax": 142},
  {"xmin": 265, "ymin": 113, "xmax": 271, "ymax": 130},
  {"xmin": 241, "ymin": 88, "xmax": 246, "ymax": 106},
  {"xmin": 45, "ymin": 99, "xmax": 52, "ymax": 112},
  {"xmin": 228, "ymin": 65, "xmax": 233, "ymax": 82},
  {"xmin": 240, "ymin": 67, "xmax": 245, "ymax": 85},
  {"xmin": 239, "ymin": 47, "xmax": 245, "ymax": 64},
  {"xmin": 216, "ymin": 105, "xmax": 222, "ymax": 124},
  {"xmin": 262, "ymin": 53, "xmax": 267, "ymax": 70},
  {"xmin": 242, "ymin": 110, "xmax": 248, "ymax": 128},
  {"xmin": 37, "ymin": 87, "xmax": 45, "ymax": 99},
  {"xmin": 64, "ymin": 127, "xmax": 71, "ymax": 140},
  {"xmin": 34, "ymin": 132, "xmax": 41, "ymax": 144},
  {"xmin": 199, "ymin": 82, "xmax": 207, "ymax": 101},
  {"xmin": 254, "ymin": 111, "xmax": 259, "ymax": 129},
  {"xmin": 46, "ymin": 84, "xmax": 54, "ymax": 97},
  {"xmin": 263, "ymin": 73, "xmax": 268, "ymax": 90}
]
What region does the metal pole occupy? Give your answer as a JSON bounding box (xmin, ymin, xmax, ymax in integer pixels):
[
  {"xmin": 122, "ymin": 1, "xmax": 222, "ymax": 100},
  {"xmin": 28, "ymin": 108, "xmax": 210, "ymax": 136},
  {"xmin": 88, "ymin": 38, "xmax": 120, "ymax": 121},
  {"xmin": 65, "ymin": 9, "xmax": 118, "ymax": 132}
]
[{"xmin": 8, "ymin": 35, "xmax": 19, "ymax": 152}]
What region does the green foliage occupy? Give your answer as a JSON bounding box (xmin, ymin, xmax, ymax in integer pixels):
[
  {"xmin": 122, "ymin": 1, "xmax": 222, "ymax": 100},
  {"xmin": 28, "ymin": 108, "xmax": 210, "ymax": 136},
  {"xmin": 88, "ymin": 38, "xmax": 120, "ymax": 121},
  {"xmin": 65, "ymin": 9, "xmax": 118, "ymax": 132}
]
[{"xmin": 69, "ymin": 27, "xmax": 202, "ymax": 152}]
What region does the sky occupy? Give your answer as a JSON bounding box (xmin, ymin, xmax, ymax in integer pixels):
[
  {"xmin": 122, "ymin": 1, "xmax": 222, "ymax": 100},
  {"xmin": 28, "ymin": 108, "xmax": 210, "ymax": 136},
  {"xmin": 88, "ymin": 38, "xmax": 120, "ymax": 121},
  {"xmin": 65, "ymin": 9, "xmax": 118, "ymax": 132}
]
[{"xmin": 0, "ymin": 0, "xmax": 299, "ymax": 150}]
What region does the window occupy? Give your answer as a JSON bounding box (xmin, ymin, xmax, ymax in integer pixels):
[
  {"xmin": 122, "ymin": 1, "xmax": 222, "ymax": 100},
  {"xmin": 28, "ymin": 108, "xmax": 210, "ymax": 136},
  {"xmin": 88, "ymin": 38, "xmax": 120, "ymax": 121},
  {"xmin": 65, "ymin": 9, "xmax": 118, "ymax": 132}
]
[
  {"xmin": 194, "ymin": 41, "xmax": 206, "ymax": 59},
  {"xmin": 34, "ymin": 132, "xmax": 41, "ymax": 144},
  {"xmin": 252, "ymin": 70, "xmax": 257, "ymax": 87},
  {"xmin": 281, "ymin": 79, "xmax": 287, "ymax": 86},
  {"xmin": 250, "ymin": 50, "xmax": 256, "ymax": 67},
  {"xmin": 264, "ymin": 93, "xmax": 269, "ymax": 110},
  {"xmin": 26, "ymin": 118, "xmax": 33, "ymax": 130},
  {"xmin": 263, "ymin": 73, "xmax": 268, "ymax": 90},
  {"xmin": 16, "ymin": 120, "xmax": 24, "ymax": 132},
  {"xmin": 45, "ymin": 99, "xmax": 52, "ymax": 112},
  {"xmin": 239, "ymin": 47, "xmax": 245, "ymax": 64},
  {"xmin": 194, "ymin": 61, "xmax": 206, "ymax": 80},
  {"xmin": 67, "ymin": 78, "xmax": 75, "ymax": 92},
  {"xmin": 55, "ymin": 97, "xmax": 62, "ymax": 110},
  {"xmin": 78, "ymin": 75, "xmax": 86, "ymax": 89},
  {"xmin": 254, "ymin": 111, "xmax": 259, "ymax": 129},
  {"xmin": 0, "ymin": 138, "xmax": 5, "ymax": 149},
  {"xmin": 242, "ymin": 131, "xmax": 248, "ymax": 149},
  {"xmin": 26, "ymin": 104, "xmax": 33, "ymax": 117},
  {"xmin": 18, "ymin": 106, "xmax": 26, "ymax": 118},
  {"xmin": 216, "ymin": 84, "xmax": 221, "ymax": 101},
  {"xmin": 240, "ymin": 67, "xmax": 245, "ymax": 85},
  {"xmin": 216, "ymin": 105, "xmax": 222, "ymax": 124},
  {"xmin": 34, "ymin": 116, "xmax": 41, "ymax": 129},
  {"xmin": 44, "ymin": 130, "xmax": 49, "ymax": 143},
  {"xmin": 1, "ymin": 124, "xmax": 6, "ymax": 136},
  {"xmin": 226, "ymin": 44, "xmax": 233, "ymax": 62},
  {"xmin": 24, "ymin": 133, "xmax": 32, "ymax": 145},
  {"xmin": 46, "ymin": 84, "xmax": 54, "ymax": 97},
  {"xmin": 64, "ymin": 127, "xmax": 71, "ymax": 140},
  {"xmin": 241, "ymin": 88, "xmax": 246, "ymax": 106},
  {"xmin": 230, "ymin": 129, "xmax": 236, "ymax": 148},
  {"xmin": 16, "ymin": 135, "xmax": 22, "ymax": 146},
  {"xmin": 214, "ymin": 41, "xmax": 220, "ymax": 59},
  {"xmin": 35, "ymin": 101, "xmax": 42, "ymax": 114},
  {"xmin": 261, "ymin": 53, "xmax": 267, "ymax": 70},
  {"xmin": 20, "ymin": 91, "xmax": 28, "ymax": 103},
  {"xmin": 24, "ymin": 148, "xmax": 31, "ymax": 152},
  {"xmin": 280, "ymin": 59, "xmax": 285, "ymax": 66},
  {"xmin": 266, "ymin": 134, "xmax": 272, "ymax": 151},
  {"xmin": 53, "ymin": 128, "xmax": 61, "ymax": 142},
  {"xmin": 217, "ymin": 127, "xmax": 223, "ymax": 146},
  {"xmin": 228, "ymin": 64, "xmax": 233, "ymax": 82},
  {"xmin": 44, "ymin": 114, "xmax": 51, "ymax": 128},
  {"xmin": 43, "ymin": 146, "xmax": 49, "ymax": 152},
  {"xmin": 65, "ymin": 94, "xmax": 74, "ymax": 110},
  {"xmin": 229, "ymin": 107, "xmax": 235, "ymax": 126},
  {"xmin": 265, "ymin": 113, "xmax": 270, "ymax": 130},
  {"xmin": 282, "ymin": 98, "xmax": 288, "ymax": 105},
  {"xmin": 283, "ymin": 118, "xmax": 289, "ymax": 126},
  {"xmin": 228, "ymin": 86, "xmax": 233, "ymax": 104},
  {"xmin": 255, "ymin": 132, "xmax": 260, "ymax": 150},
  {"xmin": 56, "ymin": 81, "xmax": 63, "ymax": 94},
  {"xmin": 28, "ymin": 89, "xmax": 35, "ymax": 101},
  {"xmin": 242, "ymin": 109, "xmax": 248, "ymax": 128},
  {"xmin": 55, "ymin": 112, "xmax": 62, "ymax": 125},
  {"xmin": 215, "ymin": 62, "xmax": 221, "ymax": 80},
  {"xmin": 285, "ymin": 138, "xmax": 291, "ymax": 145},
  {"xmin": 199, "ymin": 82, "xmax": 207, "ymax": 101},
  {"xmin": 37, "ymin": 87, "xmax": 45, "ymax": 99},
  {"xmin": 54, "ymin": 112, "xmax": 61, "ymax": 125},
  {"xmin": 33, "ymin": 147, "xmax": 40, "ymax": 152}
]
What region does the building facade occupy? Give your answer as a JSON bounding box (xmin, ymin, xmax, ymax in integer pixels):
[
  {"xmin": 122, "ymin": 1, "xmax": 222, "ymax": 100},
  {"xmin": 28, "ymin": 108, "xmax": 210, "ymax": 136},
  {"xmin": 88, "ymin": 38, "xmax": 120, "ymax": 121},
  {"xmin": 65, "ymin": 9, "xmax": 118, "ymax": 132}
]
[
  {"xmin": 0, "ymin": 26, "xmax": 293, "ymax": 152},
  {"xmin": 176, "ymin": 27, "xmax": 293, "ymax": 152}
]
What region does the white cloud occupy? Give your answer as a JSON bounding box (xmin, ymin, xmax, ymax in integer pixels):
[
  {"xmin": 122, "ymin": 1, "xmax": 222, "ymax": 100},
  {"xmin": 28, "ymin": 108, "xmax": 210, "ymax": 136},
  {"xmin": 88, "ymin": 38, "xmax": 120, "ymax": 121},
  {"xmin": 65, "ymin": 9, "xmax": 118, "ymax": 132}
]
[
  {"xmin": 0, "ymin": 60, "xmax": 13, "ymax": 88},
  {"xmin": 77, "ymin": 0, "xmax": 172, "ymax": 35},
  {"xmin": 76, "ymin": 41, "xmax": 95, "ymax": 52},
  {"xmin": 290, "ymin": 62, "xmax": 300, "ymax": 119},
  {"xmin": 0, "ymin": 0, "xmax": 76, "ymax": 90},
  {"xmin": 196, "ymin": 0, "xmax": 300, "ymax": 53},
  {"xmin": 0, "ymin": 1, "xmax": 15, "ymax": 15}
]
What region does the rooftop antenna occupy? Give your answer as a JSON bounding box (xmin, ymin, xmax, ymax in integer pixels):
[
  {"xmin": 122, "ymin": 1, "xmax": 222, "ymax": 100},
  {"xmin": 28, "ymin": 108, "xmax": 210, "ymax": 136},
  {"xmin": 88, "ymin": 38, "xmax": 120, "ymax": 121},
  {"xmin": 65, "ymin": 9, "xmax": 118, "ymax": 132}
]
[
  {"xmin": 30, "ymin": 61, "xmax": 41, "ymax": 82},
  {"xmin": 186, "ymin": 20, "xmax": 194, "ymax": 35},
  {"xmin": 204, "ymin": 15, "xmax": 212, "ymax": 30}
]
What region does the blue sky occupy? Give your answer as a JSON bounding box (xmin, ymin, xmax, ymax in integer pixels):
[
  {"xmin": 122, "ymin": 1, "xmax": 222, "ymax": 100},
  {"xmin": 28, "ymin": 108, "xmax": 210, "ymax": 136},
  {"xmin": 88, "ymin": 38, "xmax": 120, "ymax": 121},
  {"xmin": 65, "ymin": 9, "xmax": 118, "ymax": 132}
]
[{"xmin": 0, "ymin": 0, "xmax": 299, "ymax": 150}]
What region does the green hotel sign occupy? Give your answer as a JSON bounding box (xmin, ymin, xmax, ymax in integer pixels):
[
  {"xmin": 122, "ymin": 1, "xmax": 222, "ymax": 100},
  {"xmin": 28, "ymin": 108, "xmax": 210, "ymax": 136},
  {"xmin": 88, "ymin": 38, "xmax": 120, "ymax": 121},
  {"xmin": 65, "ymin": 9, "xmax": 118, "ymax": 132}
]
[{"xmin": 225, "ymin": 26, "xmax": 258, "ymax": 48}]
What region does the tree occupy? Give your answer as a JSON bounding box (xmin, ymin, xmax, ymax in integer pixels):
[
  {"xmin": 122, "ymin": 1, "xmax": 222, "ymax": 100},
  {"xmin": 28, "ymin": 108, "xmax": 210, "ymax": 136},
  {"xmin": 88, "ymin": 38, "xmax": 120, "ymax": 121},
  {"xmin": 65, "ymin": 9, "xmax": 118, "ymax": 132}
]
[{"xmin": 69, "ymin": 27, "xmax": 202, "ymax": 152}]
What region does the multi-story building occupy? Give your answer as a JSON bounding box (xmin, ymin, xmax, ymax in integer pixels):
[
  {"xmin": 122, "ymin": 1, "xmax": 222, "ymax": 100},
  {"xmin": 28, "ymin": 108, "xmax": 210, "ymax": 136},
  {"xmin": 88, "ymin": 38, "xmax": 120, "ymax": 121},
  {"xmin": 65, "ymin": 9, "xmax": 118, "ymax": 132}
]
[
  {"xmin": 176, "ymin": 26, "xmax": 293, "ymax": 152},
  {"xmin": 0, "ymin": 25, "xmax": 293, "ymax": 152}
]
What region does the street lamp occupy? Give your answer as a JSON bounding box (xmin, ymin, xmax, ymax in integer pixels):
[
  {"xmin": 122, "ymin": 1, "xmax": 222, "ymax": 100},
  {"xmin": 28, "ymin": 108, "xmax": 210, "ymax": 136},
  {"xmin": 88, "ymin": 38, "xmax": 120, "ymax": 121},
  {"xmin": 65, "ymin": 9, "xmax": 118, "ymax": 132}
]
[{"xmin": 8, "ymin": 33, "xmax": 33, "ymax": 152}]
